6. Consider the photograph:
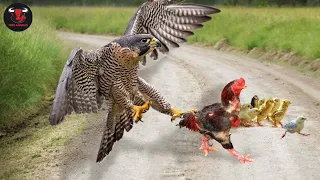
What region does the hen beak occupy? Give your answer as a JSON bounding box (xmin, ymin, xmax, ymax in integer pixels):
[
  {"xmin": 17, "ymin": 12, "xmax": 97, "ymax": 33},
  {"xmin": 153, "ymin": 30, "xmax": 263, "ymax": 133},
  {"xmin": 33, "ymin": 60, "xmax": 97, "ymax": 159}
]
[
  {"xmin": 150, "ymin": 38, "xmax": 161, "ymax": 48},
  {"xmin": 304, "ymin": 117, "xmax": 307, "ymax": 120},
  {"xmin": 243, "ymin": 85, "xmax": 247, "ymax": 89}
]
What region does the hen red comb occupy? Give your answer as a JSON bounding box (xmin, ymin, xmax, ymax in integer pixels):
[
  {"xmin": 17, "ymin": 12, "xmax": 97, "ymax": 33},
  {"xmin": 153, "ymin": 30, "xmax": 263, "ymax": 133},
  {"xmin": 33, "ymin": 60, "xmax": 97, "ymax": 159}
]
[{"xmin": 238, "ymin": 78, "xmax": 245, "ymax": 85}]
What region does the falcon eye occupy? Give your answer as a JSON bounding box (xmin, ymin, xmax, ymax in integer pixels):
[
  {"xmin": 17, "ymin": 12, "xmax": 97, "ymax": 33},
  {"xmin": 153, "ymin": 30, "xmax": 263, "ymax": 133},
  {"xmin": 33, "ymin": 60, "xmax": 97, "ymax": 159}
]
[{"xmin": 141, "ymin": 38, "xmax": 150, "ymax": 43}]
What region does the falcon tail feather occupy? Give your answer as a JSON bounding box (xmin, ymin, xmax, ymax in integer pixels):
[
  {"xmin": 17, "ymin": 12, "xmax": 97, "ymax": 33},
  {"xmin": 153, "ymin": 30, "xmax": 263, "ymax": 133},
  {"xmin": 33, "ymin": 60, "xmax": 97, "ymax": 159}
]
[{"xmin": 96, "ymin": 109, "xmax": 133, "ymax": 163}]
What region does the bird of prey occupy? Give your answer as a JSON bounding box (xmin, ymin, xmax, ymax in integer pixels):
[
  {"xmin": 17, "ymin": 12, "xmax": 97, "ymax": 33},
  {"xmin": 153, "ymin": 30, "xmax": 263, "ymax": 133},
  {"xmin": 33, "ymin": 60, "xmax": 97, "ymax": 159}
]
[
  {"xmin": 124, "ymin": 0, "xmax": 221, "ymax": 65},
  {"xmin": 123, "ymin": 0, "xmax": 220, "ymax": 118},
  {"xmin": 50, "ymin": 0, "xmax": 221, "ymax": 162},
  {"xmin": 49, "ymin": 34, "xmax": 177, "ymax": 162}
]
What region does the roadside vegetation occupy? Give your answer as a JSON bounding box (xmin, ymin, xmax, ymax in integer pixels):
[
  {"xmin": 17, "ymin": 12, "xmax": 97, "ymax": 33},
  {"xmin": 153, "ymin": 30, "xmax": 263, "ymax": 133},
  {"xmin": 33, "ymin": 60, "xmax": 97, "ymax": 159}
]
[
  {"xmin": 34, "ymin": 7, "xmax": 133, "ymax": 35},
  {"xmin": 0, "ymin": 10, "xmax": 69, "ymax": 132},
  {"xmin": 0, "ymin": 5, "xmax": 89, "ymax": 180},
  {"xmin": 34, "ymin": 6, "xmax": 320, "ymax": 61},
  {"xmin": 0, "ymin": 112, "xmax": 89, "ymax": 180},
  {"xmin": 189, "ymin": 7, "xmax": 320, "ymax": 61}
]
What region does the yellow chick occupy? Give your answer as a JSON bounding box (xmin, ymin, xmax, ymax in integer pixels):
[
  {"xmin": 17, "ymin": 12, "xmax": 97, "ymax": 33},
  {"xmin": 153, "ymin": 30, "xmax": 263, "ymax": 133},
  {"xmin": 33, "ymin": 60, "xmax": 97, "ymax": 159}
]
[
  {"xmin": 267, "ymin": 98, "xmax": 281, "ymax": 120},
  {"xmin": 248, "ymin": 108, "xmax": 260, "ymax": 120},
  {"xmin": 258, "ymin": 98, "xmax": 266, "ymax": 110},
  {"xmin": 270, "ymin": 99, "xmax": 291, "ymax": 127},
  {"xmin": 239, "ymin": 104, "xmax": 253, "ymax": 127},
  {"xmin": 256, "ymin": 98, "xmax": 274, "ymax": 126}
]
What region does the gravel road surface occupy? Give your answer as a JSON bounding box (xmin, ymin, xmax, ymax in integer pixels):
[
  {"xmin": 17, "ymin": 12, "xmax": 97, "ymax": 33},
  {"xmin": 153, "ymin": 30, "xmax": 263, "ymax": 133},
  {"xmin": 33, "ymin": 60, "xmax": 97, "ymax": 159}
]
[{"xmin": 54, "ymin": 32, "xmax": 320, "ymax": 180}]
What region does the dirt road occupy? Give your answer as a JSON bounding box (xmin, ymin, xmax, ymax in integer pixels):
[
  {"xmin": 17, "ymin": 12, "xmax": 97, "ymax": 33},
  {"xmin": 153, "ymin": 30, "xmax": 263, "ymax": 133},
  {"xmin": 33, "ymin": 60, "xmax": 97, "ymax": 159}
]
[{"xmin": 55, "ymin": 32, "xmax": 320, "ymax": 180}]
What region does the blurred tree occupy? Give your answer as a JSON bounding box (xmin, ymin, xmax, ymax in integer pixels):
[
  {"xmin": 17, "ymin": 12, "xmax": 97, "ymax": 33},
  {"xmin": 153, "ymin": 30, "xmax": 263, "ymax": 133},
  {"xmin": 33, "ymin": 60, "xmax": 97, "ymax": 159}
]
[
  {"xmin": 307, "ymin": 0, "xmax": 320, "ymax": 5},
  {"xmin": 299, "ymin": 0, "xmax": 308, "ymax": 5}
]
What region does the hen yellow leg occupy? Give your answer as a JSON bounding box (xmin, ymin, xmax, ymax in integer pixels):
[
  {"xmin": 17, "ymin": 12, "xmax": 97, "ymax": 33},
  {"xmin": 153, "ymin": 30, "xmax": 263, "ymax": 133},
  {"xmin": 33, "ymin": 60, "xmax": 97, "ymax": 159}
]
[
  {"xmin": 170, "ymin": 108, "xmax": 197, "ymax": 121},
  {"xmin": 133, "ymin": 101, "xmax": 152, "ymax": 122}
]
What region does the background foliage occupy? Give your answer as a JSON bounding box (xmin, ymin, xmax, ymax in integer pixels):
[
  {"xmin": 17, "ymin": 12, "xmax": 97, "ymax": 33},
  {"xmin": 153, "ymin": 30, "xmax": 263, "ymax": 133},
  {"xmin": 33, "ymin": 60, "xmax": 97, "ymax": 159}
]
[
  {"xmin": 0, "ymin": 0, "xmax": 319, "ymax": 131},
  {"xmin": 0, "ymin": 7, "xmax": 68, "ymax": 131},
  {"xmin": 2, "ymin": 0, "xmax": 320, "ymax": 6},
  {"xmin": 34, "ymin": 6, "xmax": 320, "ymax": 60}
]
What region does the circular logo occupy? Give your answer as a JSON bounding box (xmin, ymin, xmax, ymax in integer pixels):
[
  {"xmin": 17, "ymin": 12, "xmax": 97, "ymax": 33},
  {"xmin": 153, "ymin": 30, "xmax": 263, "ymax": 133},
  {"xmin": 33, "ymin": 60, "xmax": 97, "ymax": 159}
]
[{"xmin": 3, "ymin": 3, "xmax": 33, "ymax": 32}]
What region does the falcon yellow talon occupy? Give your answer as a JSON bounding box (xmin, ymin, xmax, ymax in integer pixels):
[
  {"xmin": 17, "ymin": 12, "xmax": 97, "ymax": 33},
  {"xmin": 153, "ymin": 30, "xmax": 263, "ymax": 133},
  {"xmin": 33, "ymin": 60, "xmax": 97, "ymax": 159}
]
[
  {"xmin": 189, "ymin": 109, "xmax": 198, "ymax": 114},
  {"xmin": 133, "ymin": 100, "xmax": 152, "ymax": 122},
  {"xmin": 170, "ymin": 108, "xmax": 198, "ymax": 122},
  {"xmin": 170, "ymin": 108, "xmax": 184, "ymax": 121}
]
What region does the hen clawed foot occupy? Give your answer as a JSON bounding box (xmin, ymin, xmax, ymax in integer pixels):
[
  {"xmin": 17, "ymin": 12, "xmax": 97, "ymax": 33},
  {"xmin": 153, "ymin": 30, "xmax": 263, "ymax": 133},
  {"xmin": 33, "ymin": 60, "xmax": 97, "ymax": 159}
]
[
  {"xmin": 133, "ymin": 100, "xmax": 152, "ymax": 122},
  {"xmin": 200, "ymin": 144, "xmax": 219, "ymax": 156},
  {"xmin": 239, "ymin": 154, "xmax": 254, "ymax": 164},
  {"xmin": 200, "ymin": 136, "xmax": 218, "ymax": 156},
  {"xmin": 227, "ymin": 148, "xmax": 254, "ymax": 164}
]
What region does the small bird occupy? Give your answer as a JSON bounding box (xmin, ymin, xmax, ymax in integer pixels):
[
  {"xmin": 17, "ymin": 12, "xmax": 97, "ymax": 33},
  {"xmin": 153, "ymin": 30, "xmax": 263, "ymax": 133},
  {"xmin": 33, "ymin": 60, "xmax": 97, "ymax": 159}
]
[
  {"xmin": 239, "ymin": 104, "xmax": 253, "ymax": 127},
  {"xmin": 250, "ymin": 95, "xmax": 259, "ymax": 108},
  {"xmin": 267, "ymin": 97, "xmax": 280, "ymax": 120},
  {"xmin": 256, "ymin": 98, "xmax": 274, "ymax": 126},
  {"xmin": 270, "ymin": 99, "xmax": 291, "ymax": 127},
  {"xmin": 281, "ymin": 116, "xmax": 310, "ymax": 139},
  {"xmin": 248, "ymin": 108, "xmax": 260, "ymax": 120},
  {"xmin": 258, "ymin": 98, "xmax": 266, "ymax": 109}
]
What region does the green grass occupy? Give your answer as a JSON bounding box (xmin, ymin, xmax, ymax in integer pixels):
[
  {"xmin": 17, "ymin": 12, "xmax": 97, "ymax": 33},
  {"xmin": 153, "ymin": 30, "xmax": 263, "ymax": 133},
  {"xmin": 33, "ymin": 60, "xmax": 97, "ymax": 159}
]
[
  {"xmin": 0, "ymin": 8, "xmax": 90, "ymax": 177},
  {"xmin": 34, "ymin": 6, "xmax": 320, "ymax": 60},
  {"xmin": 189, "ymin": 7, "xmax": 320, "ymax": 60},
  {"xmin": 34, "ymin": 6, "xmax": 134, "ymax": 35},
  {"xmin": 0, "ymin": 112, "xmax": 89, "ymax": 180},
  {"xmin": 0, "ymin": 7, "xmax": 69, "ymax": 131}
]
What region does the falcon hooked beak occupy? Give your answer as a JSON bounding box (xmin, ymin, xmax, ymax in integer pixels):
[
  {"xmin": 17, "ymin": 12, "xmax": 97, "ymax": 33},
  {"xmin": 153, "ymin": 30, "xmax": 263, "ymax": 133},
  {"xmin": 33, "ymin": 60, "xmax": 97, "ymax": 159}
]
[
  {"xmin": 138, "ymin": 37, "xmax": 161, "ymax": 57},
  {"xmin": 146, "ymin": 38, "xmax": 161, "ymax": 55},
  {"xmin": 150, "ymin": 37, "xmax": 161, "ymax": 48}
]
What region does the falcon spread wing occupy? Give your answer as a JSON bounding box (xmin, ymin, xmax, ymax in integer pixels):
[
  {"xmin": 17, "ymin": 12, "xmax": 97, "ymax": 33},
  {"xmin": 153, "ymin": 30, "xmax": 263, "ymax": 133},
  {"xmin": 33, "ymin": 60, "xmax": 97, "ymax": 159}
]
[
  {"xmin": 124, "ymin": 0, "xmax": 220, "ymax": 65},
  {"xmin": 49, "ymin": 48, "xmax": 103, "ymax": 125}
]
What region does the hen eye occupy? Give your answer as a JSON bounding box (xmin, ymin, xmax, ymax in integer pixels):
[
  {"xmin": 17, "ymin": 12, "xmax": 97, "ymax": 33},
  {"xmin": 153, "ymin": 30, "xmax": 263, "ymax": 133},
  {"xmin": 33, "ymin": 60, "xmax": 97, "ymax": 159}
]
[{"xmin": 141, "ymin": 38, "xmax": 149, "ymax": 43}]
